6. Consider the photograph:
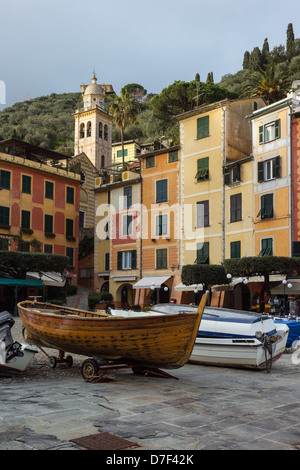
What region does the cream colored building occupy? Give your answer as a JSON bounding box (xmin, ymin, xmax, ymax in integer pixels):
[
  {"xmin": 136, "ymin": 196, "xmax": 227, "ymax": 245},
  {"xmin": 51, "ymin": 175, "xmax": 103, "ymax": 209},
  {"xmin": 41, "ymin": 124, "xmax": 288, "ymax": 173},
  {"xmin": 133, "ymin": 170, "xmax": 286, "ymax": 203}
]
[{"xmin": 177, "ymin": 98, "xmax": 265, "ymax": 268}]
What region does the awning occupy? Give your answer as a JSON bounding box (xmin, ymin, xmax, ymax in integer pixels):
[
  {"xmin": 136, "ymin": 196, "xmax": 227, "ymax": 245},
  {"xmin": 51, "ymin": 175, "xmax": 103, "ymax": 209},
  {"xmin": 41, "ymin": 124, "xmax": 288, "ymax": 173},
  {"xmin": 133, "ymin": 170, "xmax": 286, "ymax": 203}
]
[
  {"xmin": 133, "ymin": 275, "xmax": 172, "ymax": 289},
  {"xmin": 174, "ymin": 283, "xmax": 204, "ymax": 291},
  {"xmin": 0, "ymin": 277, "xmax": 43, "ymax": 287},
  {"xmin": 26, "ymin": 272, "xmax": 66, "ymax": 287},
  {"xmin": 211, "ymin": 274, "xmax": 286, "ymax": 292},
  {"xmin": 271, "ymin": 278, "xmax": 300, "ymax": 295}
]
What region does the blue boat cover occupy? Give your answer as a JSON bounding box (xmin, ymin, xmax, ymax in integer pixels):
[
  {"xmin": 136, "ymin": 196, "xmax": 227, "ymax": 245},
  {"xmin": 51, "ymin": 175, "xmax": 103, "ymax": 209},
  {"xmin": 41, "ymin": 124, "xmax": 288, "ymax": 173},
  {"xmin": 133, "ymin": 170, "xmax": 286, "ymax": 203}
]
[{"xmin": 275, "ymin": 320, "xmax": 300, "ymax": 348}]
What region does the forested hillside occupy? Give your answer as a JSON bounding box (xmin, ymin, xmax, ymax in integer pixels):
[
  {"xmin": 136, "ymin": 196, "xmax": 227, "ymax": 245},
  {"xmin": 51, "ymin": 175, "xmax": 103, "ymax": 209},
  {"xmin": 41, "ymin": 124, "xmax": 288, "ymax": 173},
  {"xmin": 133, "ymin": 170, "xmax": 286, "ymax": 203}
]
[{"xmin": 0, "ymin": 23, "xmax": 299, "ymax": 156}]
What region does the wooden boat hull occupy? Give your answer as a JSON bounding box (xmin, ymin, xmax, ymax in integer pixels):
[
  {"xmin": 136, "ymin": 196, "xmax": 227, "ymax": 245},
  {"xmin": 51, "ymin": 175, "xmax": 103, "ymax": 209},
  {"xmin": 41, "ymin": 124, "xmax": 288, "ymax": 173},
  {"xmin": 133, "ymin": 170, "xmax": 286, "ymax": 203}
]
[{"xmin": 17, "ymin": 295, "xmax": 206, "ymax": 370}]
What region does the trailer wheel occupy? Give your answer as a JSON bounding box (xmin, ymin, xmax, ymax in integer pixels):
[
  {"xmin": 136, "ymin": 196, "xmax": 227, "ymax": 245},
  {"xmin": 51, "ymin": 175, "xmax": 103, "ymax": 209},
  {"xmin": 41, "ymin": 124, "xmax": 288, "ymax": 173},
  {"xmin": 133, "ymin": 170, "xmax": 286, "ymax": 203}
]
[
  {"xmin": 66, "ymin": 355, "xmax": 73, "ymax": 368},
  {"xmin": 81, "ymin": 359, "xmax": 99, "ymax": 380},
  {"xmin": 49, "ymin": 356, "xmax": 57, "ymax": 368}
]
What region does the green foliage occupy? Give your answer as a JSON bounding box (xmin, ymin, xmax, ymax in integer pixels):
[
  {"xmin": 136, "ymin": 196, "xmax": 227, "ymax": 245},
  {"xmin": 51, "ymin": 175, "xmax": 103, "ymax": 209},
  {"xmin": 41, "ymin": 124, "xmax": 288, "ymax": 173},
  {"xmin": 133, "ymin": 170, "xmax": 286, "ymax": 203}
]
[
  {"xmin": 224, "ymin": 256, "xmax": 300, "ymax": 277},
  {"xmin": 0, "ymin": 251, "xmax": 68, "ymax": 279},
  {"xmin": 181, "ymin": 264, "xmax": 227, "ymax": 288},
  {"xmin": 88, "ymin": 292, "xmax": 113, "ymax": 309}
]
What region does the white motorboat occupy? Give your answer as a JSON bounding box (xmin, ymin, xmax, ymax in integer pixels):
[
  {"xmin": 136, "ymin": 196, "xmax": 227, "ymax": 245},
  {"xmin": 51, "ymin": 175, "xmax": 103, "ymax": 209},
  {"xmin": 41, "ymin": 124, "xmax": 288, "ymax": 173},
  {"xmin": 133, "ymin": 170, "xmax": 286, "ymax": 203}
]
[
  {"xmin": 0, "ymin": 311, "xmax": 38, "ymax": 376},
  {"xmin": 150, "ymin": 304, "xmax": 289, "ymax": 371}
]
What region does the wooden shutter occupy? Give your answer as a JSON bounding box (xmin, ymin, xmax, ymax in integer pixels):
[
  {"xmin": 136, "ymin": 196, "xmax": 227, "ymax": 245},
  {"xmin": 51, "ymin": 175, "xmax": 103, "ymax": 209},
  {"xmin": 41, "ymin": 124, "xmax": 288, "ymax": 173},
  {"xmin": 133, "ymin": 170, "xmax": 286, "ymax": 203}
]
[
  {"xmin": 224, "ymin": 167, "xmax": 230, "ymax": 185},
  {"xmin": 259, "ymin": 125, "xmax": 264, "ymax": 144},
  {"xmin": 197, "ymin": 116, "xmax": 209, "ymax": 139},
  {"xmin": 131, "ymin": 250, "xmax": 137, "ymax": 269},
  {"xmin": 21, "ymin": 210, "xmax": 30, "ymax": 229},
  {"xmin": 230, "ymin": 241, "xmax": 241, "ymax": 259},
  {"xmin": 257, "ymin": 161, "xmax": 264, "ymax": 182},
  {"xmin": 230, "ymin": 194, "xmax": 242, "ymax": 222},
  {"xmin": 156, "ymin": 179, "xmax": 168, "ymax": 203},
  {"xmin": 293, "ymin": 241, "xmax": 300, "ymax": 257},
  {"xmin": 0, "ymin": 207, "xmax": 9, "ymax": 226},
  {"xmin": 117, "ymin": 252, "xmax": 122, "ymax": 270},
  {"xmin": 274, "ymin": 156, "xmax": 281, "ymax": 178},
  {"xmin": 45, "ymin": 214, "xmax": 53, "ymax": 233},
  {"xmin": 275, "ymin": 119, "xmax": 280, "ymax": 139},
  {"xmin": 261, "ymin": 194, "xmax": 273, "ymax": 219}
]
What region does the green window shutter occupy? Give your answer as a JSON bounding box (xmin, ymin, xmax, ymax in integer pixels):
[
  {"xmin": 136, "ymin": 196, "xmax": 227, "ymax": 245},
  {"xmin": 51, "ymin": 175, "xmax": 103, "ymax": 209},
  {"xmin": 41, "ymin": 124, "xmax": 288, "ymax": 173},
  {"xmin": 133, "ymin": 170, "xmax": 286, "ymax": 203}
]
[
  {"xmin": 22, "ymin": 175, "xmax": 31, "ymax": 194},
  {"xmin": 131, "ymin": 250, "xmax": 137, "ymax": 269},
  {"xmin": 44, "ymin": 244, "xmax": 53, "ymax": 254},
  {"xmin": 117, "ymin": 252, "xmax": 122, "ymax": 270},
  {"xmin": 261, "ymin": 194, "xmax": 273, "ymax": 219},
  {"xmin": 124, "ymin": 186, "xmax": 132, "ymax": 209},
  {"xmin": 293, "ymin": 241, "xmax": 300, "ymax": 257},
  {"xmin": 156, "ymin": 249, "xmax": 167, "ymax": 269},
  {"xmin": 230, "ymin": 194, "xmax": 242, "ymax": 222},
  {"xmin": 45, "ymin": 181, "xmax": 54, "ymax": 199},
  {"xmin": 44, "ymin": 214, "xmax": 53, "ymax": 233},
  {"xmin": 146, "ymin": 156, "xmax": 155, "ymax": 168},
  {"xmin": 275, "ymin": 119, "xmax": 280, "ymax": 139},
  {"xmin": 261, "ymin": 238, "xmax": 273, "ymax": 256},
  {"xmin": 105, "ymin": 253, "xmax": 110, "ymax": 271},
  {"xmin": 168, "ymin": 150, "xmax": 178, "ymax": 163},
  {"xmin": 0, "ymin": 207, "xmax": 9, "ymax": 226},
  {"xmin": 230, "ymin": 241, "xmax": 241, "ymax": 259},
  {"xmin": 224, "ymin": 167, "xmax": 230, "ymax": 185},
  {"xmin": 0, "ymin": 170, "xmax": 11, "ymax": 190},
  {"xmin": 21, "ymin": 210, "xmax": 30, "ymax": 229},
  {"xmin": 197, "ymin": 116, "xmax": 209, "ymax": 139},
  {"xmin": 274, "ymin": 156, "xmax": 281, "ymax": 178},
  {"xmin": 66, "ymin": 247, "xmax": 74, "ymax": 266},
  {"xmin": 66, "ymin": 219, "xmax": 74, "ymax": 236},
  {"xmin": 156, "ymin": 179, "xmax": 168, "ymax": 203},
  {"xmin": 236, "ymin": 164, "xmax": 241, "ymax": 181},
  {"xmin": 196, "ymin": 242, "xmax": 209, "ymax": 264},
  {"xmin": 259, "ymin": 125, "xmax": 264, "ymax": 144},
  {"xmin": 196, "ymin": 157, "xmax": 209, "ymax": 180},
  {"xmin": 66, "ymin": 187, "xmax": 74, "ymax": 204},
  {"xmin": 257, "ymin": 162, "xmax": 264, "ymax": 182}
]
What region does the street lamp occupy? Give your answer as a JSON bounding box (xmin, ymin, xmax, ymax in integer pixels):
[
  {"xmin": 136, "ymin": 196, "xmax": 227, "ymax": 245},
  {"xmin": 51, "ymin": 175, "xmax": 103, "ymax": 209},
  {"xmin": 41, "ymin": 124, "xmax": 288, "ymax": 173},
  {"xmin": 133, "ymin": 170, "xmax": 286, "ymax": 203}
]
[{"xmin": 226, "ymin": 273, "xmax": 232, "ymax": 308}]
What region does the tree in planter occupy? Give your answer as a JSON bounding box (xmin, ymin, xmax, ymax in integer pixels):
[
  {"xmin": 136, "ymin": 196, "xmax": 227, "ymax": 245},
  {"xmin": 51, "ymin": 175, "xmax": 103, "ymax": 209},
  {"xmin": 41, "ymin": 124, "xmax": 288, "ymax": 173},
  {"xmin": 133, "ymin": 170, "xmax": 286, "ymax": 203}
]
[
  {"xmin": 0, "ymin": 251, "xmax": 68, "ymax": 279},
  {"xmin": 224, "ymin": 256, "xmax": 300, "ymax": 296},
  {"xmin": 181, "ymin": 264, "xmax": 227, "ymax": 292}
]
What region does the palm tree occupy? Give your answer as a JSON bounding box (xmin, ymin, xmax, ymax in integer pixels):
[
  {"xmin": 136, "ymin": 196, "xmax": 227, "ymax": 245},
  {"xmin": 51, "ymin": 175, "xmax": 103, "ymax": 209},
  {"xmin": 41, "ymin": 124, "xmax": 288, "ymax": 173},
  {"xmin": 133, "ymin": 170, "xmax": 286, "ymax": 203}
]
[
  {"xmin": 108, "ymin": 89, "xmax": 138, "ymax": 166},
  {"xmin": 242, "ymin": 64, "xmax": 292, "ymax": 105}
]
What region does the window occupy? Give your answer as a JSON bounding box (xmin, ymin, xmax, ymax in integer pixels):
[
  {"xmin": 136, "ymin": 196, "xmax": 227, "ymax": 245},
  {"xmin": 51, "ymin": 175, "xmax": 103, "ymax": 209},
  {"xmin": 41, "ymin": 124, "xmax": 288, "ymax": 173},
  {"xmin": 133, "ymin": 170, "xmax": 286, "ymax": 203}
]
[
  {"xmin": 146, "ymin": 156, "xmax": 155, "ymax": 168},
  {"xmin": 122, "ymin": 215, "xmax": 133, "ymax": 236},
  {"xmin": 45, "ymin": 181, "xmax": 54, "ymax": 199},
  {"xmin": 196, "ymin": 242, "xmax": 209, "ymax": 264},
  {"xmin": 80, "ymin": 268, "xmax": 94, "ymax": 278},
  {"xmin": 230, "ymin": 241, "xmax": 241, "ymax": 259},
  {"xmin": 66, "ymin": 186, "xmax": 74, "ymax": 204},
  {"xmin": 224, "ymin": 164, "xmax": 241, "ymax": 185},
  {"xmin": 258, "ymin": 193, "xmax": 274, "ymax": 219},
  {"xmin": 66, "ymin": 219, "xmax": 74, "ymax": 237},
  {"xmin": 99, "ymin": 122, "xmax": 103, "ymax": 138},
  {"xmin": 124, "ymin": 186, "xmax": 132, "ymax": 209},
  {"xmin": 22, "ymin": 175, "xmax": 31, "ymax": 194},
  {"xmin": 21, "ymin": 210, "xmax": 30, "ymax": 229},
  {"xmin": 0, "ymin": 170, "xmax": 10, "ymax": 190},
  {"xmin": 105, "ymin": 253, "xmax": 110, "ymax": 271},
  {"xmin": 195, "ymin": 157, "xmax": 209, "ymax": 181},
  {"xmin": 44, "ymin": 244, "xmax": 53, "ymax": 254},
  {"xmin": 0, "ymin": 207, "xmax": 9, "ymax": 226},
  {"xmin": 117, "ymin": 250, "xmax": 136, "ymax": 270},
  {"xmin": 156, "ymin": 214, "xmax": 168, "ymax": 236},
  {"xmin": 168, "ymin": 149, "xmax": 178, "ymax": 163},
  {"xmin": 101, "ymin": 155, "xmax": 105, "ymax": 168},
  {"xmin": 117, "ymin": 149, "xmax": 128, "ymax": 158},
  {"xmin": 257, "ymin": 156, "xmax": 281, "ymax": 182},
  {"xmin": 0, "ymin": 238, "xmax": 9, "ymax": 250},
  {"xmin": 66, "ymin": 247, "xmax": 74, "ymax": 266},
  {"xmin": 230, "ymin": 194, "xmax": 242, "ymax": 223},
  {"xmin": 196, "ymin": 200, "xmax": 209, "ymax": 227},
  {"xmin": 197, "ymin": 115, "xmax": 209, "ymax": 139},
  {"xmin": 104, "ymin": 125, "xmax": 108, "ymax": 141},
  {"xmin": 259, "ymin": 119, "xmax": 280, "ymax": 144},
  {"xmin": 87, "ymin": 121, "xmax": 92, "ymax": 137},
  {"xmin": 156, "ymin": 179, "xmax": 168, "ymax": 203},
  {"xmin": 79, "ymin": 211, "xmax": 85, "ymax": 228},
  {"xmin": 156, "ymin": 248, "xmax": 168, "ymax": 269},
  {"xmin": 80, "ymin": 123, "xmax": 85, "ymax": 139},
  {"xmin": 44, "ymin": 214, "xmax": 53, "ymax": 233},
  {"xmin": 259, "ymin": 238, "xmax": 273, "ymax": 256}
]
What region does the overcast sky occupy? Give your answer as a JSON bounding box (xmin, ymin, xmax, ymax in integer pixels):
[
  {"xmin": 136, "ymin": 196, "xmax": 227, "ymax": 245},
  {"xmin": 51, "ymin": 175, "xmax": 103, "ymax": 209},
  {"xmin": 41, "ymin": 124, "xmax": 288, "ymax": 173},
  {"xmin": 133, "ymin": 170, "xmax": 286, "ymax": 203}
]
[{"xmin": 0, "ymin": 0, "xmax": 299, "ymax": 109}]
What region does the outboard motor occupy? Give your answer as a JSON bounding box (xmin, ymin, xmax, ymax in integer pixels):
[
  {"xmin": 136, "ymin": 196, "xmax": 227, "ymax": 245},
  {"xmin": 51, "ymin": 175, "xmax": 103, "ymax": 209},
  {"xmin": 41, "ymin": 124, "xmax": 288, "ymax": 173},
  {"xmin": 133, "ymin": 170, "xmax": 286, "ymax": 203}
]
[{"xmin": 0, "ymin": 311, "xmax": 23, "ymax": 363}]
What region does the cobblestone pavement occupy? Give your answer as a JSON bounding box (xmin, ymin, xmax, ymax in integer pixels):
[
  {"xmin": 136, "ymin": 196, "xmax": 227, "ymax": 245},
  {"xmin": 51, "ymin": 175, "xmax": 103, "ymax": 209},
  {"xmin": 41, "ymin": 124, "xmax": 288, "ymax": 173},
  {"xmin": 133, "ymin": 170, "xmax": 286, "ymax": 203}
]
[{"xmin": 1, "ymin": 310, "xmax": 300, "ymax": 451}]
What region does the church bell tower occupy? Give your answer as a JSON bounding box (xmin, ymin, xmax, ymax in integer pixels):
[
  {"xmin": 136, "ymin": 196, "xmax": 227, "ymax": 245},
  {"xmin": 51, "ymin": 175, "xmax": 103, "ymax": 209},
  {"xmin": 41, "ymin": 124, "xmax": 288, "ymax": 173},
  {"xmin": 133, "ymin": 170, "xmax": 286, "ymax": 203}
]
[{"xmin": 74, "ymin": 73, "xmax": 113, "ymax": 170}]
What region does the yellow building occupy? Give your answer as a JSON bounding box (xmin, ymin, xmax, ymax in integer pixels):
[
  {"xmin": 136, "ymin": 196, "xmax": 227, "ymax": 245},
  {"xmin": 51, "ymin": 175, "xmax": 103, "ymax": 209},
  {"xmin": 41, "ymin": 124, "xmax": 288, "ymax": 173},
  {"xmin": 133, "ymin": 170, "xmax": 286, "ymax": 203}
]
[
  {"xmin": 248, "ymin": 96, "xmax": 294, "ymax": 257},
  {"xmin": 177, "ymin": 98, "xmax": 265, "ymax": 269},
  {"xmin": 111, "ymin": 140, "xmax": 154, "ymax": 166}
]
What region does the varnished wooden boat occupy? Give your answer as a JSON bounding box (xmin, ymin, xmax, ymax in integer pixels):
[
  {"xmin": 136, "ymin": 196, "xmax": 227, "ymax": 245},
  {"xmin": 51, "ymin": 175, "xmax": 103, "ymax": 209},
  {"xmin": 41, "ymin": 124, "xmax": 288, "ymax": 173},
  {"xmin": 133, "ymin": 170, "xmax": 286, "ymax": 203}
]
[{"xmin": 17, "ymin": 294, "xmax": 207, "ymax": 370}]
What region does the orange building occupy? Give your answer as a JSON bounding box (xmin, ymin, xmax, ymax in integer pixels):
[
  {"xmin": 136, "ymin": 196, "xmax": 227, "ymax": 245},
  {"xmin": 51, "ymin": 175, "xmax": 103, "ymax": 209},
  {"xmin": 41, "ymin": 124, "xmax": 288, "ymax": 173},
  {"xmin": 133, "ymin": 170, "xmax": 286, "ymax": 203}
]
[
  {"xmin": 133, "ymin": 146, "xmax": 183, "ymax": 307},
  {"xmin": 0, "ymin": 139, "xmax": 80, "ymax": 286}
]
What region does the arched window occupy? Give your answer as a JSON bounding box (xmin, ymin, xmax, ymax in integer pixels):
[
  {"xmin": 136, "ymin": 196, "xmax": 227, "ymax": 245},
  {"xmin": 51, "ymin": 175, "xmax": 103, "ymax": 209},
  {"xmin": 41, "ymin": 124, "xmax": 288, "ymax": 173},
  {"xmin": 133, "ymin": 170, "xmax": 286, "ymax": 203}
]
[
  {"xmin": 101, "ymin": 155, "xmax": 105, "ymax": 168},
  {"xmin": 80, "ymin": 123, "xmax": 85, "ymax": 139},
  {"xmin": 99, "ymin": 122, "xmax": 103, "ymax": 138},
  {"xmin": 87, "ymin": 121, "xmax": 92, "ymax": 137},
  {"xmin": 104, "ymin": 124, "xmax": 108, "ymax": 141}
]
